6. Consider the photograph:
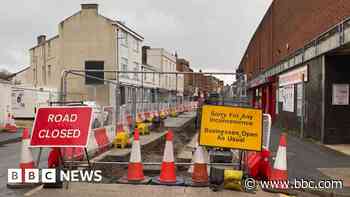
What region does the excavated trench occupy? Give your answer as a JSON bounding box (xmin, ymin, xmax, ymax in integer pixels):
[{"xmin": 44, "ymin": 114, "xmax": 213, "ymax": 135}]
[{"xmin": 97, "ymin": 120, "xmax": 197, "ymax": 183}]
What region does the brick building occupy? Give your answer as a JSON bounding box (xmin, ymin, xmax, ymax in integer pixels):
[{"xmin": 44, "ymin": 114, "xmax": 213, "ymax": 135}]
[
  {"xmin": 239, "ymin": 0, "xmax": 350, "ymax": 144},
  {"xmin": 176, "ymin": 58, "xmax": 194, "ymax": 98}
]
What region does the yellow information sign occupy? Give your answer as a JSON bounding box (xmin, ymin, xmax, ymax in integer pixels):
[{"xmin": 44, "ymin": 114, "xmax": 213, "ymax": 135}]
[{"xmin": 199, "ymin": 105, "xmax": 263, "ymax": 151}]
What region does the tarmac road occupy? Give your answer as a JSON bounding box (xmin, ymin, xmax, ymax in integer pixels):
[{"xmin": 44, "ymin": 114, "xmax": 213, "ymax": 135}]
[{"xmin": 0, "ymin": 141, "xmax": 49, "ymax": 197}]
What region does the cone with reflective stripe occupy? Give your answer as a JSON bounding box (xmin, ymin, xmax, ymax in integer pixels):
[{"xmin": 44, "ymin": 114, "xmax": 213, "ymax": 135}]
[
  {"xmin": 20, "ymin": 128, "xmax": 35, "ymax": 170},
  {"xmin": 118, "ymin": 130, "xmax": 150, "ymax": 184},
  {"xmin": 152, "ymin": 130, "xmax": 184, "ymax": 185},
  {"xmin": 20, "ymin": 128, "xmax": 35, "ymax": 184},
  {"xmin": 270, "ymin": 133, "xmax": 288, "ymax": 186},
  {"xmin": 7, "ymin": 128, "xmax": 37, "ymax": 188},
  {"xmin": 5, "ymin": 114, "xmax": 17, "ymax": 132},
  {"xmin": 187, "ymin": 145, "xmax": 209, "ymax": 186}
]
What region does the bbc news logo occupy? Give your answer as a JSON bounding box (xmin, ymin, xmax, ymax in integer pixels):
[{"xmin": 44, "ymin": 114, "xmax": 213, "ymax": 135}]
[{"xmin": 8, "ymin": 169, "xmax": 102, "ymax": 183}]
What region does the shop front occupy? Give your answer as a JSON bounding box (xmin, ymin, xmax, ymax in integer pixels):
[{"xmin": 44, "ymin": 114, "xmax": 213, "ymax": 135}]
[
  {"xmin": 276, "ymin": 65, "xmax": 308, "ymax": 137},
  {"xmin": 249, "ymin": 76, "xmax": 277, "ymax": 122}
]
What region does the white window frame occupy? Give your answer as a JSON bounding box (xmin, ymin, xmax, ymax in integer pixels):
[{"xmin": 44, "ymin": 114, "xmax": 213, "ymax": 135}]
[
  {"xmin": 120, "ymin": 30, "xmax": 128, "ymax": 47},
  {"xmin": 133, "ymin": 62, "xmax": 139, "ymax": 80},
  {"xmin": 121, "ymin": 57, "xmax": 128, "ymax": 78},
  {"xmin": 133, "ymin": 38, "xmax": 139, "ymax": 52}
]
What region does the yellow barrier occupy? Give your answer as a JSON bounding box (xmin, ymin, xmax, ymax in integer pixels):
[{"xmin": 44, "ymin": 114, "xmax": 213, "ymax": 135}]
[
  {"xmin": 223, "ymin": 170, "xmax": 243, "ymax": 191},
  {"xmin": 113, "ymin": 132, "xmax": 129, "ymax": 149},
  {"xmin": 137, "ymin": 123, "xmax": 150, "ymax": 135}
]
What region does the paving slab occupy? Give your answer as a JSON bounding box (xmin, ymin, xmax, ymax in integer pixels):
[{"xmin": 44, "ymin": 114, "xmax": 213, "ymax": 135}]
[
  {"xmin": 164, "ymin": 112, "xmax": 196, "ymax": 129},
  {"xmin": 318, "ymin": 168, "xmax": 350, "ymax": 187},
  {"xmin": 29, "ymin": 183, "xmax": 279, "ymax": 197},
  {"xmin": 325, "ymin": 144, "xmax": 350, "ymax": 156}
]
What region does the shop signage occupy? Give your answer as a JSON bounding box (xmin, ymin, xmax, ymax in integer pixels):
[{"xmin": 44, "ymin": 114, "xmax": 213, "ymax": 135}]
[
  {"xmin": 279, "ymin": 65, "xmax": 308, "ymax": 87},
  {"xmin": 332, "ymin": 84, "xmax": 349, "ymax": 105},
  {"xmin": 281, "ymin": 85, "xmax": 294, "ymax": 112}
]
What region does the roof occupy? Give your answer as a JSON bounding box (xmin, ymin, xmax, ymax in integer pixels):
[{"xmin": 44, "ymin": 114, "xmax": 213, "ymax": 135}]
[
  {"xmin": 13, "ymin": 66, "xmax": 31, "ymax": 75},
  {"xmin": 237, "ymin": 3, "xmax": 273, "ymax": 70},
  {"xmin": 29, "ymin": 35, "xmax": 59, "ymax": 50},
  {"xmin": 112, "ymin": 20, "xmax": 144, "ymax": 41},
  {"xmin": 30, "ymin": 7, "xmax": 144, "ymax": 50}
]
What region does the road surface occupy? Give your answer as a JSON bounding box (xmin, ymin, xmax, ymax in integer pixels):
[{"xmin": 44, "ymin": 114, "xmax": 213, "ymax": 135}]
[{"xmin": 0, "ymin": 141, "xmax": 49, "ymax": 197}]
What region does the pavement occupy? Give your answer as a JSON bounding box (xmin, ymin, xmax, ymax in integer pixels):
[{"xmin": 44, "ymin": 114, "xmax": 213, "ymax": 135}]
[
  {"xmin": 325, "ymin": 144, "xmax": 350, "ymax": 156},
  {"xmin": 28, "ymin": 183, "xmax": 279, "ymax": 197},
  {"xmin": 164, "ymin": 112, "xmax": 196, "ymax": 129},
  {"xmin": 270, "ymin": 126, "xmax": 350, "ymax": 196},
  {"xmin": 4, "ymin": 113, "xmax": 350, "ymax": 196}
]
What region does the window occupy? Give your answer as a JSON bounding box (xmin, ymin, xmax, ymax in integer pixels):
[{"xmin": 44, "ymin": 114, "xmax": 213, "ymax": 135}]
[
  {"xmin": 133, "ymin": 62, "xmax": 139, "ymax": 80},
  {"xmin": 85, "ymin": 61, "xmax": 104, "ymax": 84},
  {"xmin": 121, "ymin": 58, "xmax": 128, "ymax": 78},
  {"xmin": 127, "ymin": 87, "xmax": 132, "ymax": 103},
  {"xmin": 120, "ymin": 86, "xmax": 126, "ymax": 105},
  {"xmin": 144, "ymin": 69, "xmax": 147, "ymax": 81},
  {"xmin": 133, "ymin": 39, "xmax": 139, "ymax": 52},
  {"xmin": 47, "ymin": 65, "xmax": 51, "ymax": 79},
  {"xmin": 42, "ymin": 66, "xmax": 46, "ymax": 85},
  {"xmin": 120, "ymin": 30, "xmax": 128, "ymax": 46},
  {"xmin": 47, "ymin": 41, "xmax": 51, "ymax": 57}
]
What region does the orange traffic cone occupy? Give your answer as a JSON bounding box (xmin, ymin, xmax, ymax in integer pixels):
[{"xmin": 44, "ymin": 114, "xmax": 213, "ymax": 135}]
[
  {"xmin": 189, "ymin": 145, "xmax": 209, "ymax": 186},
  {"xmin": 152, "ymin": 130, "xmax": 184, "ymax": 185},
  {"xmin": 20, "ymin": 128, "xmax": 35, "ymax": 184},
  {"xmin": 119, "ymin": 130, "xmax": 150, "ymax": 184},
  {"xmin": 270, "ymin": 133, "xmax": 288, "ymax": 189},
  {"xmin": 7, "ymin": 128, "xmax": 36, "ymax": 189},
  {"xmin": 20, "ymin": 128, "xmax": 35, "ymax": 170},
  {"xmin": 5, "ymin": 114, "xmax": 17, "ymax": 132}
]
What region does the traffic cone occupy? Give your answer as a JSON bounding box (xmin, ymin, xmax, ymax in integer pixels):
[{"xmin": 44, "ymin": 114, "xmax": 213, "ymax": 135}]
[
  {"xmin": 152, "ymin": 130, "xmax": 184, "ymax": 185},
  {"xmin": 118, "ymin": 130, "xmax": 150, "ymax": 184},
  {"xmin": 20, "ymin": 128, "xmax": 35, "ymax": 170},
  {"xmin": 7, "ymin": 128, "xmax": 37, "ymax": 189},
  {"xmin": 5, "ymin": 114, "xmax": 17, "ymax": 132},
  {"xmin": 260, "ymin": 148, "xmax": 272, "ymax": 181},
  {"xmin": 270, "ymin": 133, "xmax": 288, "ymax": 189},
  {"xmin": 188, "ymin": 145, "xmax": 209, "ymax": 186},
  {"xmin": 20, "ymin": 128, "xmax": 35, "ymax": 184}
]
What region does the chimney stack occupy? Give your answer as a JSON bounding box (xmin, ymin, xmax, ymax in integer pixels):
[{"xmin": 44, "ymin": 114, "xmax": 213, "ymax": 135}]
[
  {"xmin": 81, "ymin": 4, "xmax": 98, "ymax": 13},
  {"xmin": 37, "ymin": 35, "xmax": 46, "ymax": 45}
]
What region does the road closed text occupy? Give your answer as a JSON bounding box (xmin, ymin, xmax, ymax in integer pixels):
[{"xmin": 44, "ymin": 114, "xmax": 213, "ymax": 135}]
[
  {"xmin": 38, "ymin": 129, "xmax": 80, "ymax": 139},
  {"xmin": 38, "ymin": 114, "xmax": 81, "ymax": 139},
  {"xmin": 30, "ymin": 107, "xmax": 92, "ymax": 147}
]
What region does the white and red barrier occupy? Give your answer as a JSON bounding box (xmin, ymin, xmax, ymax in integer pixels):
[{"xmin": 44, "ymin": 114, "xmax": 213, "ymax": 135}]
[{"xmin": 62, "ymin": 125, "xmax": 116, "ymax": 160}]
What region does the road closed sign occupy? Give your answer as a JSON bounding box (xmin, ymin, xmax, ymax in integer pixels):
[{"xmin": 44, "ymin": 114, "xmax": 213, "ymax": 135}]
[
  {"xmin": 30, "ymin": 106, "xmax": 93, "ymax": 147},
  {"xmin": 199, "ymin": 105, "xmax": 263, "ymax": 151}
]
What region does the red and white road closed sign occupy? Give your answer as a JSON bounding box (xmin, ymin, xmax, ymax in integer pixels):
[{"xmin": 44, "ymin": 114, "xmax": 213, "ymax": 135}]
[{"xmin": 30, "ymin": 106, "xmax": 93, "ymax": 147}]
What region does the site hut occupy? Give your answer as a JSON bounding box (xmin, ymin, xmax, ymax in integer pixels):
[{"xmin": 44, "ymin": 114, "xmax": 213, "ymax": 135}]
[
  {"xmin": 239, "ymin": 0, "xmax": 350, "ymax": 144},
  {"xmin": 16, "ymin": 4, "xmax": 145, "ymax": 115},
  {"xmin": 0, "ymin": 78, "xmax": 12, "ymax": 128},
  {"xmin": 142, "ymin": 47, "xmax": 184, "ymax": 108}
]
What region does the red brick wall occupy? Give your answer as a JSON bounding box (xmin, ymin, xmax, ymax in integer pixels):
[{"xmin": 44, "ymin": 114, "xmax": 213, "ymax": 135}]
[{"xmin": 241, "ymin": 0, "xmax": 350, "ymax": 79}]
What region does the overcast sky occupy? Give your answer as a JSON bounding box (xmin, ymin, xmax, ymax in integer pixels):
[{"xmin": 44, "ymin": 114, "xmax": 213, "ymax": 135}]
[{"xmin": 0, "ymin": 0, "xmax": 272, "ymax": 84}]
